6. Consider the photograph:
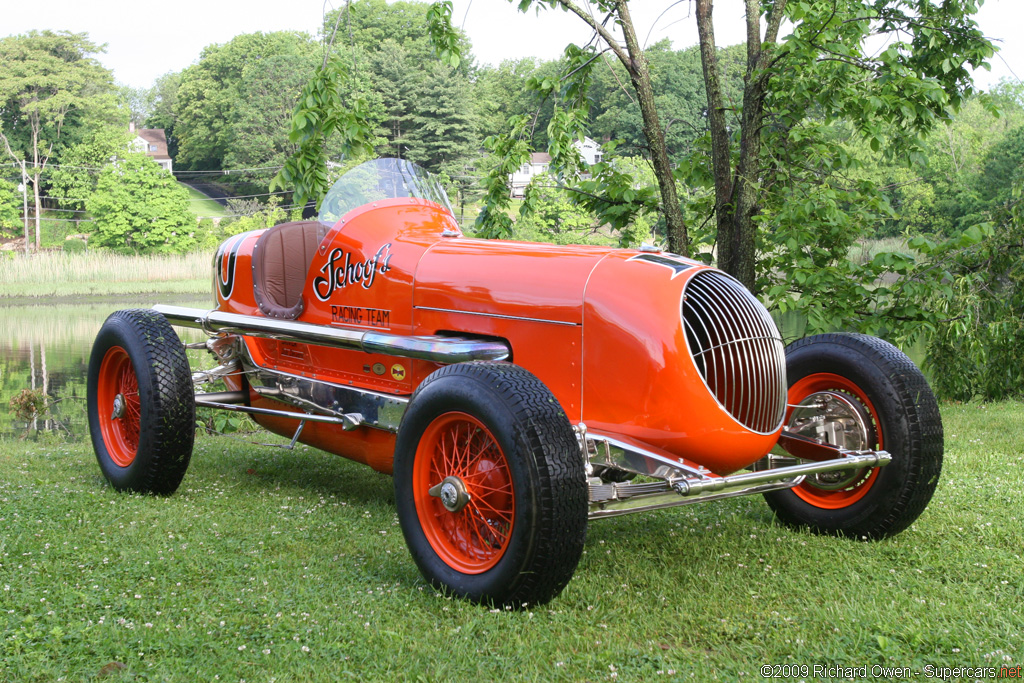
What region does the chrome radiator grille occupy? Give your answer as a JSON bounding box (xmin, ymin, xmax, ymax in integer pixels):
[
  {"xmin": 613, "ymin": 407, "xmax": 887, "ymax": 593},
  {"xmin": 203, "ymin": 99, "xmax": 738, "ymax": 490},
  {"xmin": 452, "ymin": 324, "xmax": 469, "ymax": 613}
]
[{"xmin": 682, "ymin": 270, "xmax": 786, "ymax": 434}]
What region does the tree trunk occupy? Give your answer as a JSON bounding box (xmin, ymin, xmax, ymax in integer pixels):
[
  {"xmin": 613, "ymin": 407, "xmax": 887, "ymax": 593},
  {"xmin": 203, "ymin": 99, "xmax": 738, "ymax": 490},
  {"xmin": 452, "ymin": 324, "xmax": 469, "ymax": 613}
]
[
  {"xmin": 616, "ymin": 1, "xmax": 689, "ymax": 256},
  {"xmin": 695, "ymin": 0, "xmax": 735, "ymax": 273},
  {"xmin": 697, "ymin": 0, "xmax": 786, "ymax": 292},
  {"xmin": 32, "ymin": 172, "xmax": 41, "ymax": 252},
  {"xmin": 21, "ymin": 160, "xmax": 29, "ymax": 255},
  {"xmin": 727, "ymin": 0, "xmax": 771, "ymax": 291}
]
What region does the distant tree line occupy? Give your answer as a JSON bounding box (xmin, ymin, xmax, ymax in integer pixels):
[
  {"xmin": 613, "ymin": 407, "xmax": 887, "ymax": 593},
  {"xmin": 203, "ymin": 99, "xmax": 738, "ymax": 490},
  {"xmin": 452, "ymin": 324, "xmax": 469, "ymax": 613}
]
[{"xmin": 2, "ymin": 1, "xmax": 1023, "ymax": 399}]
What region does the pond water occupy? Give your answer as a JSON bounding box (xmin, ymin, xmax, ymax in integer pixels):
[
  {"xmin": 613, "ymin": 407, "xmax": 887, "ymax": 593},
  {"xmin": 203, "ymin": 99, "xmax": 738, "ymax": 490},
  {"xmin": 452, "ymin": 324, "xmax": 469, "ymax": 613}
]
[
  {"xmin": 0, "ymin": 299, "xmax": 924, "ymax": 442},
  {"xmin": 0, "ymin": 296, "xmax": 210, "ymax": 442}
]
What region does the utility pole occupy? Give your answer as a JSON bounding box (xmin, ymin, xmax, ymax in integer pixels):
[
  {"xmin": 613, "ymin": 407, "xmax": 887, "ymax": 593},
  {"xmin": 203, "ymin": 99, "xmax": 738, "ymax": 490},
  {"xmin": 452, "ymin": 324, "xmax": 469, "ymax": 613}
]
[{"xmin": 19, "ymin": 160, "xmax": 29, "ymax": 255}]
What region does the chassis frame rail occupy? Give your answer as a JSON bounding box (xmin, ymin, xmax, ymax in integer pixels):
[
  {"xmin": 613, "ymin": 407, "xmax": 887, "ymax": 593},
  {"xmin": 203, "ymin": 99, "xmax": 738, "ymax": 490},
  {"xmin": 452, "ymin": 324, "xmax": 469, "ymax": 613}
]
[
  {"xmin": 168, "ymin": 321, "xmax": 892, "ymax": 521},
  {"xmin": 583, "ymin": 427, "xmax": 891, "ymax": 519}
]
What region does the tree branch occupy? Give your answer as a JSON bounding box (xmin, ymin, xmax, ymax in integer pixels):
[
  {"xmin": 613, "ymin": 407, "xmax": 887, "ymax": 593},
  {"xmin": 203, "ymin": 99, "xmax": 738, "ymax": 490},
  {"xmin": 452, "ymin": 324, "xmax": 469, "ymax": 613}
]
[
  {"xmin": 764, "ymin": 0, "xmax": 789, "ymax": 44},
  {"xmin": 545, "ymin": 0, "xmax": 632, "ymax": 71}
]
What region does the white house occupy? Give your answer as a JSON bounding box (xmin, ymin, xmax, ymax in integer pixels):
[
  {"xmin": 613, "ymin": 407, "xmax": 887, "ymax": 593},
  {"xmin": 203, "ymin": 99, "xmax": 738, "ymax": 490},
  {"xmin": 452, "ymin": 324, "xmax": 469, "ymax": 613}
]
[
  {"xmin": 129, "ymin": 122, "xmax": 173, "ymax": 173},
  {"xmin": 509, "ymin": 137, "xmax": 603, "ymax": 198},
  {"xmin": 575, "ymin": 136, "xmax": 603, "ymax": 166},
  {"xmin": 509, "ymin": 152, "xmax": 552, "ymax": 198}
]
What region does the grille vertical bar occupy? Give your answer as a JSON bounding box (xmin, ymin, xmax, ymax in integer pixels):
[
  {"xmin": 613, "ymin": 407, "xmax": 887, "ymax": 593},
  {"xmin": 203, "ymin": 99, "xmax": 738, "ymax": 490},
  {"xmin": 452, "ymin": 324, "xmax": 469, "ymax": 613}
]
[{"xmin": 681, "ymin": 270, "xmax": 786, "ymax": 434}]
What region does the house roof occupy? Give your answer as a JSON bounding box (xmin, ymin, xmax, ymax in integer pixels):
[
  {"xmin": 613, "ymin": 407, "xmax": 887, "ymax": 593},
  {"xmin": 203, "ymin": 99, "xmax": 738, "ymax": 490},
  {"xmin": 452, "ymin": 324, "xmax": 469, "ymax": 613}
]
[
  {"xmin": 134, "ymin": 128, "xmax": 171, "ymax": 160},
  {"xmin": 136, "ymin": 128, "xmax": 167, "ymax": 145},
  {"xmin": 530, "ymin": 152, "xmax": 552, "ymax": 164}
]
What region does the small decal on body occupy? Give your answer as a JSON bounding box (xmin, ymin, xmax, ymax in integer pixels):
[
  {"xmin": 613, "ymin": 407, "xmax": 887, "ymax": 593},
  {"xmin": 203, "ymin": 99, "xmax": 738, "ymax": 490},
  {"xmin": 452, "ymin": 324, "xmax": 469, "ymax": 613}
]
[{"xmin": 215, "ymin": 233, "xmax": 247, "ymax": 299}]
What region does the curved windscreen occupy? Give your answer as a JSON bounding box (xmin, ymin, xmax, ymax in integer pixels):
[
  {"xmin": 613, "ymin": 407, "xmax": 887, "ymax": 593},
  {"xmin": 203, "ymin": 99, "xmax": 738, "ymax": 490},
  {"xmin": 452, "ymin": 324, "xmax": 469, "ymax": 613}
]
[{"xmin": 318, "ymin": 158, "xmax": 454, "ymax": 227}]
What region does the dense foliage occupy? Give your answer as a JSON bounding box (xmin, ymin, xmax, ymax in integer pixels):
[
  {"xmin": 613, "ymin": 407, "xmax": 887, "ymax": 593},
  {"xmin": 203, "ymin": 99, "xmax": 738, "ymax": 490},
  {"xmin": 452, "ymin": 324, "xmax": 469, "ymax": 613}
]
[
  {"xmin": 0, "ymin": 178, "xmax": 20, "ymax": 236},
  {"xmin": 87, "ymin": 153, "xmax": 195, "ymax": 253},
  {"xmin": 926, "ymin": 180, "xmax": 1024, "ymax": 401},
  {"xmin": 47, "ymin": 127, "xmax": 134, "ymax": 213},
  {"xmin": 3, "ymin": 1, "xmax": 1024, "ymax": 399},
  {"xmin": 173, "ymin": 31, "xmax": 318, "ymax": 172},
  {"xmin": 0, "ymin": 30, "xmax": 119, "ymax": 249}
]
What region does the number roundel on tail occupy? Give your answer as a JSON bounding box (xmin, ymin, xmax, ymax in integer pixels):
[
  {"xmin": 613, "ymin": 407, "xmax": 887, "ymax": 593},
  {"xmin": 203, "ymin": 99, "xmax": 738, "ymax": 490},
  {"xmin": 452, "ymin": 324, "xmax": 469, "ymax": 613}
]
[{"xmin": 215, "ymin": 233, "xmax": 247, "ymax": 300}]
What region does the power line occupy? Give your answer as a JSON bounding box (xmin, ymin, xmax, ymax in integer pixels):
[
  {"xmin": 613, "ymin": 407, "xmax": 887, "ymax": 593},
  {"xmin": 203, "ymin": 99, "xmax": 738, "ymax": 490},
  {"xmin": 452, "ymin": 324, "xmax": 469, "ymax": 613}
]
[
  {"xmin": 2, "ymin": 161, "xmax": 286, "ymax": 174},
  {"xmin": 34, "ymin": 190, "xmax": 291, "ymax": 203},
  {"xmin": 18, "ymin": 206, "xmax": 308, "ymax": 222},
  {"xmin": 27, "ymin": 207, "xmax": 91, "ymax": 213},
  {"xmin": 18, "ymin": 216, "xmax": 94, "ymax": 223},
  {"xmin": 185, "ymin": 190, "xmax": 292, "ymax": 200},
  {"xmin": 173, "ymin": 165, "xmax": 285, "ymax": 175}
]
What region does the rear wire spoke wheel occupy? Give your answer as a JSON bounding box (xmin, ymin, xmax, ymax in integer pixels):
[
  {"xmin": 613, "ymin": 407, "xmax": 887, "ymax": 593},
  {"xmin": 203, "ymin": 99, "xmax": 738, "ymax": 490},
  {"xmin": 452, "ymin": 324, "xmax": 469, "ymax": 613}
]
[
  {"xmin": 88, "ymin": 309, "xmax": 196, "ymax": 494},
  {"xmin": 394, "ymin": 362, "xmax": 587, "ymax": 607},
  {"xmin": 764, "ymin": 333, "xmax": 943, "ymax": 539}
]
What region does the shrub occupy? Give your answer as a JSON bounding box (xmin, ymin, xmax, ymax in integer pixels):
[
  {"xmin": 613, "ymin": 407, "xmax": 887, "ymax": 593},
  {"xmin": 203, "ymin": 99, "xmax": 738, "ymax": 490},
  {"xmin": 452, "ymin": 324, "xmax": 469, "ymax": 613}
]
[
  {"xmin": 62, "ymin": 238, "xmax": 87, "ymax": 253},
  {"xmin": 87, "ymin": 153, "xmax": 196, "ymax": 254}
]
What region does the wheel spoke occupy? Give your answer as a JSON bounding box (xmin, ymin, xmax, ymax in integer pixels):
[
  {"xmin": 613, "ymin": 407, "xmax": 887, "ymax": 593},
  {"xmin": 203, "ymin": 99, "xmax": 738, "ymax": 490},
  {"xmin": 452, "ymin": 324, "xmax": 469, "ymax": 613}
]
[
  {"xmin": 469, "ymin": 503, "xmax": 509, "ymax": 546},
  {"xmin": 441, "ymin": 429, "xmax": 455, "ymax": 475},
  {"xmin": 462, "ymin": 431, "xmax": 486, "ymax": 471},
  {"xmin": 457, "ymin": 424, "xmax": 474, "ymax": 475},
  {"xmin": 413, "ymin": 411, "xmax": 516, "ymax": 573},
  {"xmin": 461, "ymin": 479, "xmax": 512, "ymax": 495},
  {"xmin": 448, "ymin": 424, "xmax": 464, "ymax": 475},
  {"xmin": 468, "ymin": 496, "xmax": 513, "ymax": 525},
  {"xmin": 464, "ymin": 513, "xmax": 488, "ymax": 555}
]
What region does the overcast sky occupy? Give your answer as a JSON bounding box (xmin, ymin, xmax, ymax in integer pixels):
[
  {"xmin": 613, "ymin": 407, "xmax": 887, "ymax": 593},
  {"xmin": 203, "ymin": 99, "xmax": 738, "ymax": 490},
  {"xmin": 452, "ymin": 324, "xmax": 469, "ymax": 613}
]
[{"xmin": 3, "ymin": 0, "xmax": 1021, "ymax": 92}]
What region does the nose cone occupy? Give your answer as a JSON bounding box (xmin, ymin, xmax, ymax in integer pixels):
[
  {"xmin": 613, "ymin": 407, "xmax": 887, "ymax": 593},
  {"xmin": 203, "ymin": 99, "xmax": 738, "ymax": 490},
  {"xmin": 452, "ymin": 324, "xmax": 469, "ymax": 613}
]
[
  {"xmin": 681, "ymin": 269, "xmax": 787, "ymax": 435},
  {"xmin": 582, "ymin": 255, "xmax": 785, "ymax": 475}
]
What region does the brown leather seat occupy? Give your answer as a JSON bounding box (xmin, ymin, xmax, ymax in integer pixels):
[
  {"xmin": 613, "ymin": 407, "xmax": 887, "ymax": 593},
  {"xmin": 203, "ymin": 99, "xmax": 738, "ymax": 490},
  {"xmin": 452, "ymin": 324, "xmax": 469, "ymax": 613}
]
[{"xmin": 251, "ymin": 221, "xmax": 327, "ymax": 319}]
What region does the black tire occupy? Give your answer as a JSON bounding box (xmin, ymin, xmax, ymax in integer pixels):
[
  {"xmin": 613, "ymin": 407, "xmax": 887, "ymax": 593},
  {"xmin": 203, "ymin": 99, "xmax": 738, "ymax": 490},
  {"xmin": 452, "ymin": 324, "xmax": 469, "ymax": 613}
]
[
  {"xmin": 764, "ymin": 333, "xmax": 942, "ymax": 539},
  {"xmin": 393, "ymin": 362, "xmax": 587, "ymax": 607},
  {"xmin": 87, "ymin": 309, "xmax": 195, "ymax": 494}
]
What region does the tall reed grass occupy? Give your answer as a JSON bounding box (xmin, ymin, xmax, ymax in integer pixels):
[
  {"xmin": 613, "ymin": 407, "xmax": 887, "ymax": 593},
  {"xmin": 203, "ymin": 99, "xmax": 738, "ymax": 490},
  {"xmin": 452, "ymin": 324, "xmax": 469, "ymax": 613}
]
[
  {"xmin": 0, "ymin": 250, "xmax": 210, "ymax": 298},
  {"xmin": 848, "ymin": 236, "xmax": 911, "ymax": 265}
]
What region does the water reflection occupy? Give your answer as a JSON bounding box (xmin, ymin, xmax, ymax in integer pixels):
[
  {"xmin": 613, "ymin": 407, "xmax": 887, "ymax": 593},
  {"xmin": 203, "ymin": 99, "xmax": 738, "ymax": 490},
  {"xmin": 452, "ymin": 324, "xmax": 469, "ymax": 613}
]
[{"xmin": 1, "ymin": 299, "xmax": 208, "ymax": 441}]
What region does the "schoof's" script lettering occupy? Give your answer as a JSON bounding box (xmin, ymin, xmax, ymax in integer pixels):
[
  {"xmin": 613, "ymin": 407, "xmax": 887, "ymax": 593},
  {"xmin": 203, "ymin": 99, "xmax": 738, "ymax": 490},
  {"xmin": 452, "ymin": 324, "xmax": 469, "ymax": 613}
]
[{"xmin": 313, "ymin": 243, "xmax": 393, "ymax": 301}]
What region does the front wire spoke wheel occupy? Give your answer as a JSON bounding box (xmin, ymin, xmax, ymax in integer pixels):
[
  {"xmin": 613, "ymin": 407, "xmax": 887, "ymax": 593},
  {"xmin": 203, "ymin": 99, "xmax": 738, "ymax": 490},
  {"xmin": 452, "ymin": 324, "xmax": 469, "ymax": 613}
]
[
  {"xmin": 414, "ymin": 413, "xmax": 514, "ymax": 573},
  {"xmin": 394, "ymin": 362, "xmax": 587, "ymax": 607}
]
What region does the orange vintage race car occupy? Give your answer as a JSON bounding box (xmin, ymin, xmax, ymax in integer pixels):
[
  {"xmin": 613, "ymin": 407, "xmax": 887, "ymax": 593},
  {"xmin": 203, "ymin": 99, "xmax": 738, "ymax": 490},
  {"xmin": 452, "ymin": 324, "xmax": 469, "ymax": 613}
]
[{"xmin": 87, "ymin": 158, "xmax": 942, "ymax": 606}]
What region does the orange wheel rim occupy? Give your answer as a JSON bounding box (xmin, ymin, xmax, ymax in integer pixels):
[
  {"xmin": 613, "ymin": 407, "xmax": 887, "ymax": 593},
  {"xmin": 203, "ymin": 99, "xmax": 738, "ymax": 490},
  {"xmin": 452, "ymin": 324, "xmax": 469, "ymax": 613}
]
[
  {"xmin": 788, "ymin": 373, "xmax": 882, "ymax": 509},
  {"xmin": 412, "ymin": 412, "xmax": 515, "ymax": 574},
  {"xmin": 97, "ymin": 346, "xmax": 141, "ymax": 468}
]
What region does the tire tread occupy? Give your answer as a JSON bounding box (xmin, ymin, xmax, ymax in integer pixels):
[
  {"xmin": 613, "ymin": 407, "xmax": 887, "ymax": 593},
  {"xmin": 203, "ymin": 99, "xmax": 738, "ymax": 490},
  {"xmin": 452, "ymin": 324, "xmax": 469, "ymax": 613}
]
[{"xmin": 766, "ymin": 333, "xmax": 942, "ymax": 538}]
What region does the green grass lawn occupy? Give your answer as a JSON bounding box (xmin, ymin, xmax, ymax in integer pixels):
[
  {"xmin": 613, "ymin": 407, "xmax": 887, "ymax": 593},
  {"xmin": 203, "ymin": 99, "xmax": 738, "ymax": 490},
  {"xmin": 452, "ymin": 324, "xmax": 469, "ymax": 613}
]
[
  {"xmin": 181, "ymin": 183, "xmax": 229, "ymax": 219},
  {"xmin": 1, "ymin": 403, "xmax": 1021, "ymax": 681}
]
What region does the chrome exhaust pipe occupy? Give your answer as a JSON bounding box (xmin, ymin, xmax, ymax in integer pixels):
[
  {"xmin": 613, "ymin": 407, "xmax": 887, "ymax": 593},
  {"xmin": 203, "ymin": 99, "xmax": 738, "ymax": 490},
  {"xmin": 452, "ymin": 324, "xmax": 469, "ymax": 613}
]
[{"xmin": 154, "ymin": 305, "xmax": 510, "ymax": 364}]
